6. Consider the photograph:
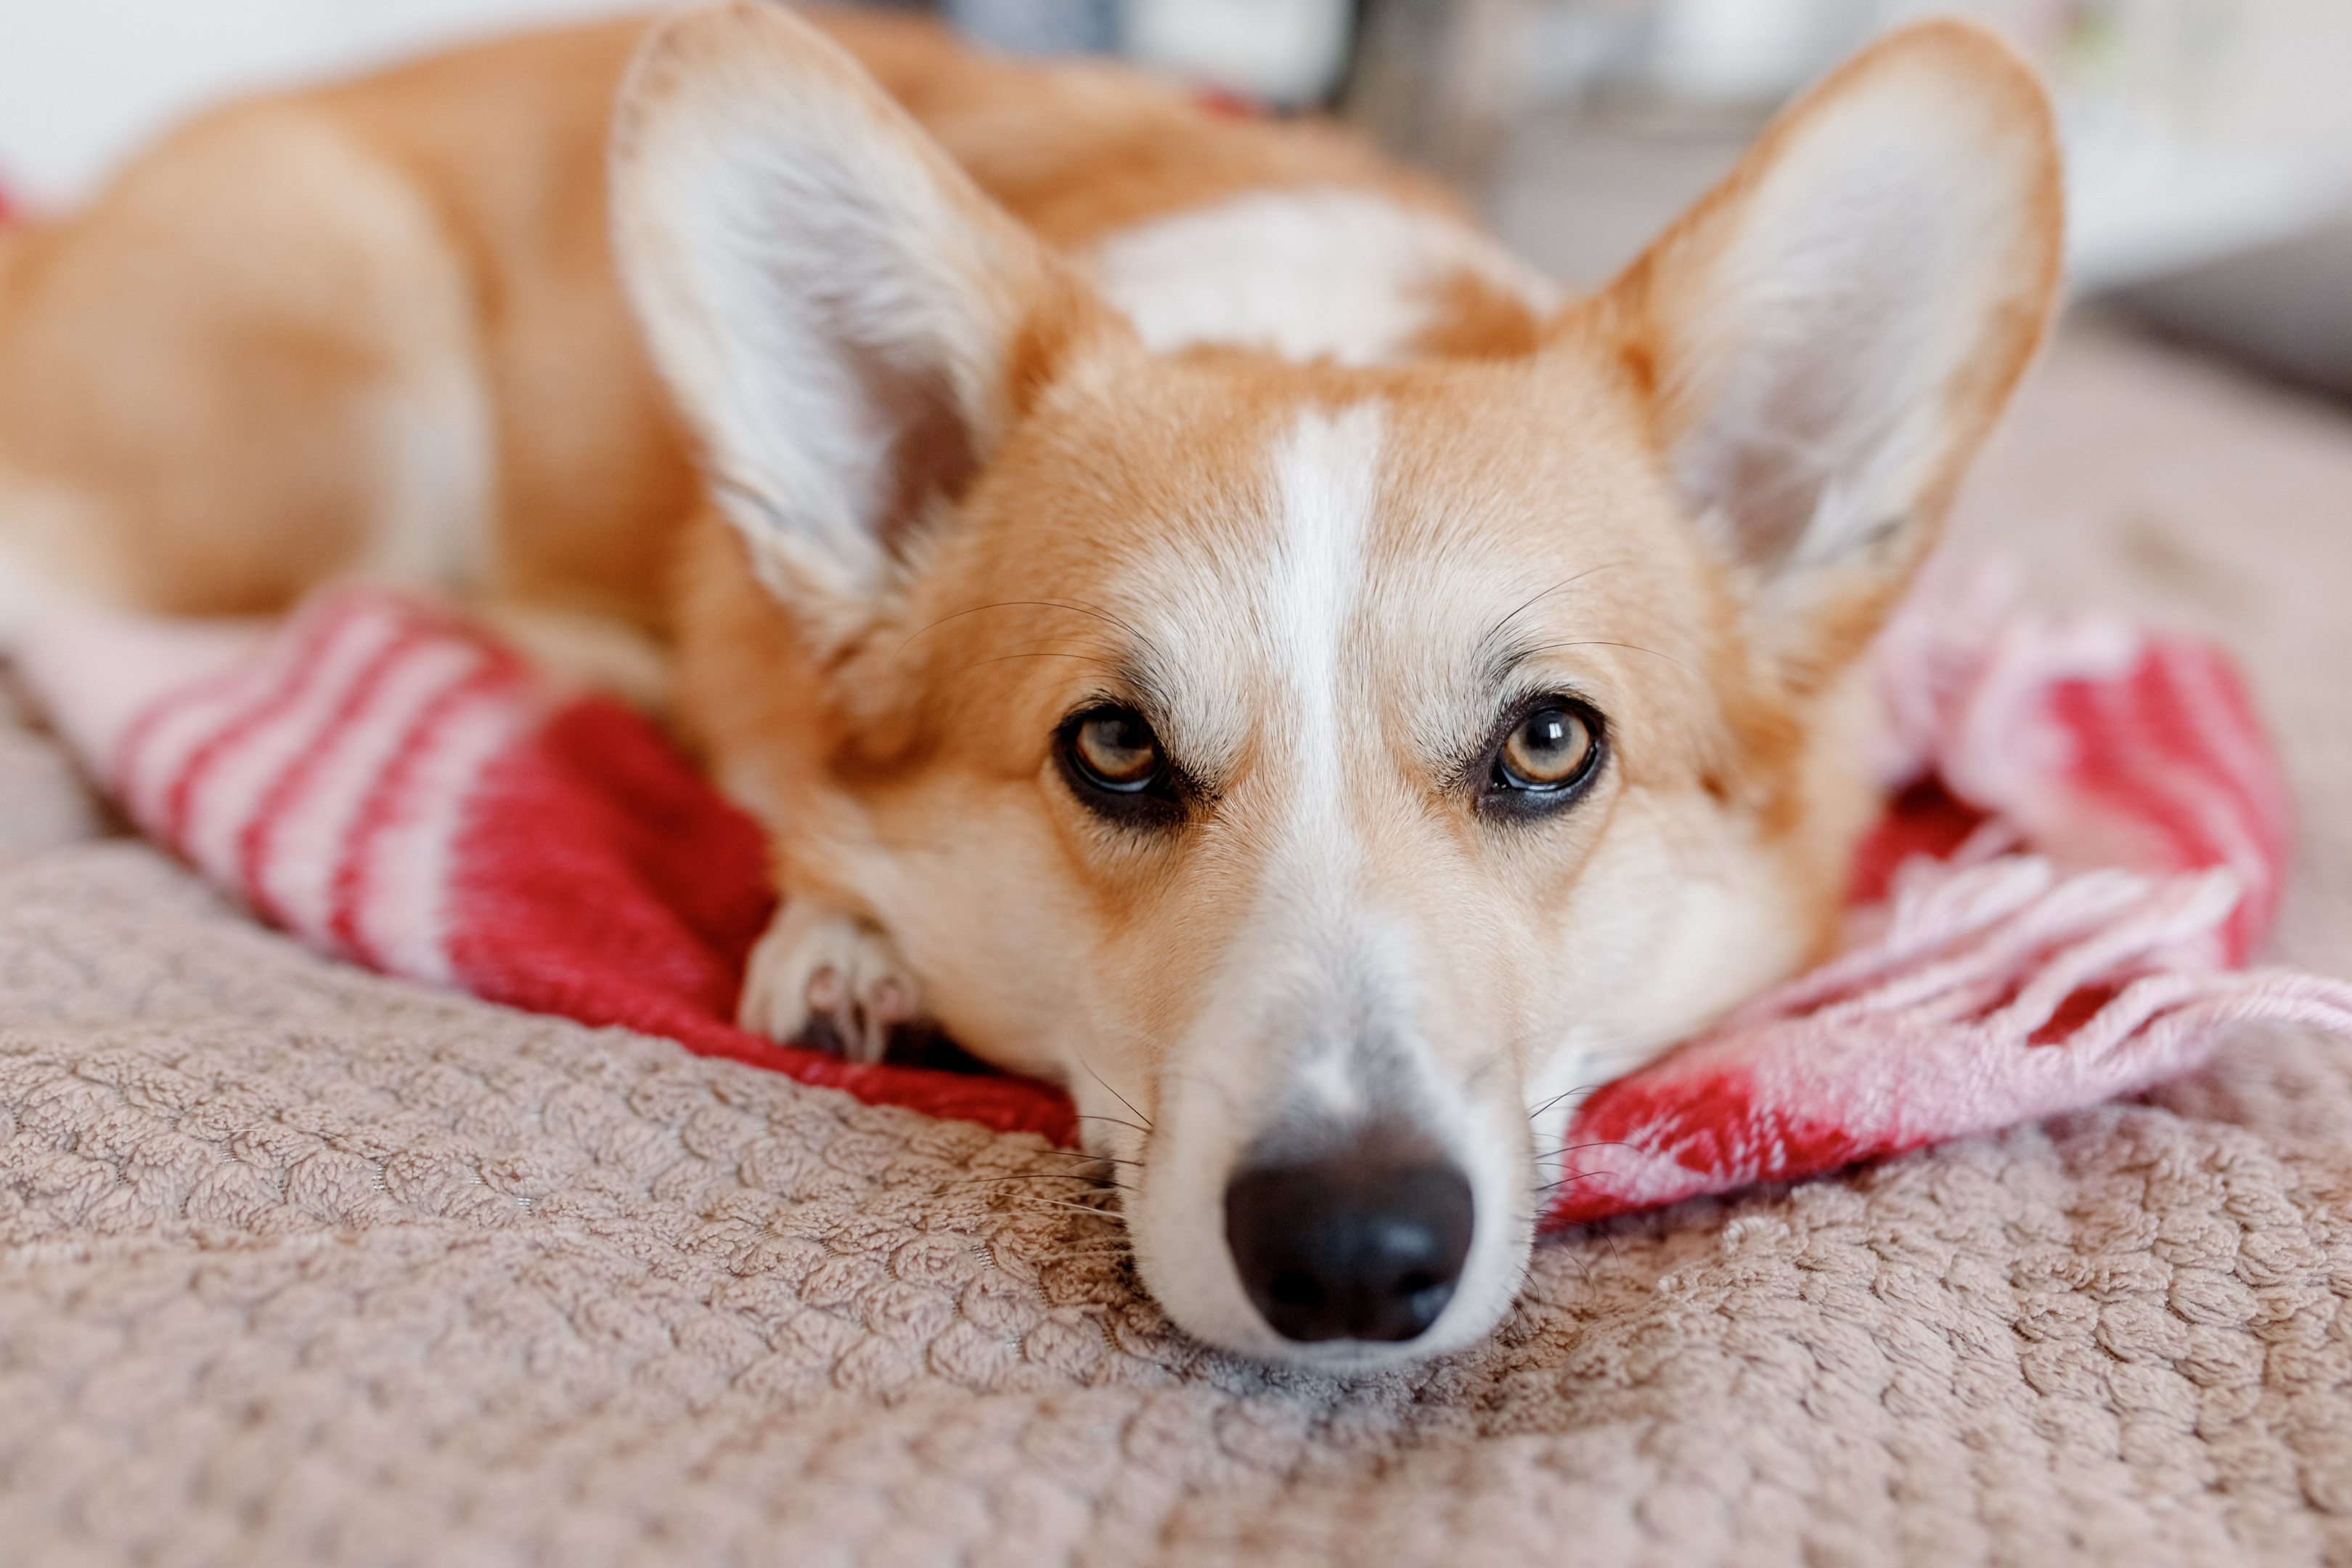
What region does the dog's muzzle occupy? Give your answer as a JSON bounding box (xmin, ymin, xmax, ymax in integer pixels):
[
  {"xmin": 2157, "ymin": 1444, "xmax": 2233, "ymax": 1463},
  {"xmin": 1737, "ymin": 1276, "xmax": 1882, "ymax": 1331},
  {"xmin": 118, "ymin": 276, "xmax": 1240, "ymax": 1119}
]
[{"xmin": 1222, "ymin": 1121, "xmax": 1474, "ymax": 1344}]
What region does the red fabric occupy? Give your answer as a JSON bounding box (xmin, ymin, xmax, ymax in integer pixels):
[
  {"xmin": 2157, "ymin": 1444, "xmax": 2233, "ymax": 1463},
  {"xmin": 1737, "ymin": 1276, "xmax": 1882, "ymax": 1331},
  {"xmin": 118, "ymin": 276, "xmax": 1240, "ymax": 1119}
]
[
  {"xmin": 1847, "ymin": 779, "xmax": 1988, "ymax": 906},
  {"xmin": 447, "ymin": 697, "xmax": 1075, "ymax": 1139},
  {"xmin": 1846, "ymin": 636, "xmax": 2286, "ymax": 953},
  {"xmin": 2040, "ymin": 637, "xmax": 2287, "ymax": 961}
]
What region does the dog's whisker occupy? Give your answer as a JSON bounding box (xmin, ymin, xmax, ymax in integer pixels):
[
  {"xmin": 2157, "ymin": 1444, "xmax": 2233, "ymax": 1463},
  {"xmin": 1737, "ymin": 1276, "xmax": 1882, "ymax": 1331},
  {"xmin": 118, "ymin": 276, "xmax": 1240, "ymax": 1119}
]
[
  {"xmin": 1026, "ymin": 1149, "xmax": 1143, "ymax": 1168},
  {"xmin": 950, "ymin": 1172, "xmax": 1119, "ymax": 1187},
  {"xmin": 1532, "ymin": 1138, "xmax": 1635, "ymax": 1159},
  {"xmin": 1069, "ymin": 1047, "xmax": 1154, "ymax": 1136},
  {"xmin": 1071, "ymin": 1112, "xmax": 1153, "ymax": 1138},
  {"xmin": 1524, "ymin": 1147, "xmax": 1637, "ymax": 1185},
  {"xmin": 1021, "ymin": 1199, "xmax": 1129, "ymax": 1223},
  {"xmin": 1524, "ymin": 1082, "xmax": 1609, "ymax": 1124},
  {"xmin": 1460, "ymin": 1037, "xmax": 1521, "ymax": 1092}
]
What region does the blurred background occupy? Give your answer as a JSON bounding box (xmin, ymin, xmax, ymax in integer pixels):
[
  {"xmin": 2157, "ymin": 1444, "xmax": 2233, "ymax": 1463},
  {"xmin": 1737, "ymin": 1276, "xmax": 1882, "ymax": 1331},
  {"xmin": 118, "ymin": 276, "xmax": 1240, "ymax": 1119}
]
[
  {"xmin": 2, "ymin": 0, "xmax": 2350, "ymax": 968},
  {"xmin": 6, "ymin": 0, "xmax": 2352, "ymax": 383}
]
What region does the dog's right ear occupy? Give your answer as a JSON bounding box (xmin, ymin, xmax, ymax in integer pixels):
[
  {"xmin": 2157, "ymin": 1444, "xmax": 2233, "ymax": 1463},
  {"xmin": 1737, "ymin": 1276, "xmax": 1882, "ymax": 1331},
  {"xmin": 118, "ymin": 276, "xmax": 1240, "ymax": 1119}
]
[
  {"xmin": 611, "ymin": 2, "xmax": 1107, "ymax": 640},
  {"xmin": 1589, "ymin": 20, "xmax": 2063, "ymax": 679}
]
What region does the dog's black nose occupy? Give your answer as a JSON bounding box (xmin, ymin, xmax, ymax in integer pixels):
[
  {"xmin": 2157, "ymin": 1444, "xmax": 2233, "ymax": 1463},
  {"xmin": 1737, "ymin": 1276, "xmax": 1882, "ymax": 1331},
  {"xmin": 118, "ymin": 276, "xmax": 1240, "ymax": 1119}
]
[{"xmin": 1222, "ymin": 1125, "xmax": 1475, "ymax": 1344}]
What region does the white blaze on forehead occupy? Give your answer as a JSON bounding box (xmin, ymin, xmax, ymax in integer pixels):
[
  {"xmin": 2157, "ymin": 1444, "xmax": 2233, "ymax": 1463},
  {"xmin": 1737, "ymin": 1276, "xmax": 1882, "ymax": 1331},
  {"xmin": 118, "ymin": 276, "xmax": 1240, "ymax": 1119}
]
[{"xmin": 1264, "ymin": 402, "xmax": 1384, "ymax": 799}]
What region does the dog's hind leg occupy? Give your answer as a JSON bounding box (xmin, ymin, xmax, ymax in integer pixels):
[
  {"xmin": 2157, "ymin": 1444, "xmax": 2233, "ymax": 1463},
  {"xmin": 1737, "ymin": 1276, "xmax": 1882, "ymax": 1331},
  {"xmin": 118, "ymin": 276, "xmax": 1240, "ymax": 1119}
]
[{"xmin": 0, "ymin": 99, "xmax": 493, "ymax": 628}]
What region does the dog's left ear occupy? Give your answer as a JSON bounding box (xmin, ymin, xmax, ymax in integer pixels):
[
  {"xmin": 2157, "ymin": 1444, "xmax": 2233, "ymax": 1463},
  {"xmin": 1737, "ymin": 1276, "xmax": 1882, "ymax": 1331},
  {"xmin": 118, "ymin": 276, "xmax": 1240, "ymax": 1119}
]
[
  {"xmin": 608, "ymin": 2, "xmax": 1111, "ymax": 642},
  {"xmin": 1596, "ymin": 19, "xmax": 2063, "ymax": 672}
]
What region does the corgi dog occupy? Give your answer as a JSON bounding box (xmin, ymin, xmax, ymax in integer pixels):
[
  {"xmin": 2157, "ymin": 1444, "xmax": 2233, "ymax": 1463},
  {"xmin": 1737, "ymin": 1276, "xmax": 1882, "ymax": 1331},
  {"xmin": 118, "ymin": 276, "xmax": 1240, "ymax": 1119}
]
[{"xmin": 0, "ymin": 4, "xmax": 2062, "ymax": 1365}]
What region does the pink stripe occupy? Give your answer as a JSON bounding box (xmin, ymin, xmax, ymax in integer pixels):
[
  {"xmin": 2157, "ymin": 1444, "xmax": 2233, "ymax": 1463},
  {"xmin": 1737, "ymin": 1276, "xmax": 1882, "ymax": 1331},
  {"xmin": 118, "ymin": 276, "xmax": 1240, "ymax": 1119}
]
[
  {"xmin": 111, "ymin": 607, "xmax": 356, "ymax": 836},
  {"xmin": 133, "ymin": 600, "xmax": 399, "ymax": 852},
  {"xmin": 234, "ymin": 622, "xmax": 446, "ymax": 926},
  {"xmin": 178, "ymin": 609, "xmax": 423, "ymax": 898},
  {"xmin": 249, "ymin": 639, "xmax": 490, "ymax": 953},
  {"xmin": 325, "ymin": 656, "xmax": 528, "ymax": 974},
  {"xmin": 352, "ymin": 691, "xmax": 529, "ymax": 983},
  {"xmin": 157, "ymin": 607, "xmax": 370, "ymax": 842}
]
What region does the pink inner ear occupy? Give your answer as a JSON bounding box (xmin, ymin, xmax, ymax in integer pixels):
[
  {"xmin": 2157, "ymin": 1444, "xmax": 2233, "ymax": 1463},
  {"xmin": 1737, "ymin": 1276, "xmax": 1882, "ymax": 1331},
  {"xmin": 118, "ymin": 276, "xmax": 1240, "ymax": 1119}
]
[
  {"xmin": 1624, "ymin": 28, "xmax": 2064, "ymax": 600},
  {"xmin": 868, "ymin": 357, "xmax": 981, "ymax": 558}
]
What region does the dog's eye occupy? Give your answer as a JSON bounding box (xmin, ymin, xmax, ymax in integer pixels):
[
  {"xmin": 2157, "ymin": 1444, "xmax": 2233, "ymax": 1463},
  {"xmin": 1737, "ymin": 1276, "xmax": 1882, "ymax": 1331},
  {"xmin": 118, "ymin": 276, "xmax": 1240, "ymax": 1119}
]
[
  {"xmin": 1500, "ymin": 706, "xmax": 1594, "ymax": 788},
  {"xmin": 1073, "ymin": 710, "xmax": 1162, "ymax": 790},
  {"xmin": 1058, "ymin": 704, "xmax": 1184, "ymax": 826},
  {"xmin": 1482, "ymin": 700, "xmax": 1605, "ymax": 814}
]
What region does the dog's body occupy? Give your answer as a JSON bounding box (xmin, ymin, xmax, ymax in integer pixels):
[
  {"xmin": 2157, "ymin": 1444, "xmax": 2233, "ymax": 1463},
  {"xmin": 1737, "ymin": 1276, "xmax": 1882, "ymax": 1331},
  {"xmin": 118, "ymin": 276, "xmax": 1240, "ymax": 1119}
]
[{"xmin": 0, "ymin": 5, "xmax": 2062, "ymax": 1364}]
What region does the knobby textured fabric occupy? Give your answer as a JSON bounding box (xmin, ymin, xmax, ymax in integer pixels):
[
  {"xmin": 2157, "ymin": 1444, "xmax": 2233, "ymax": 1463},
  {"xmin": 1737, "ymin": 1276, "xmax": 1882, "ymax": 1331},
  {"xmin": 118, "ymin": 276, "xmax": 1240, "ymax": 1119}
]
[{"xmin": 17, "ymin": 573, "xmax": 2352, "ymax": 1228}]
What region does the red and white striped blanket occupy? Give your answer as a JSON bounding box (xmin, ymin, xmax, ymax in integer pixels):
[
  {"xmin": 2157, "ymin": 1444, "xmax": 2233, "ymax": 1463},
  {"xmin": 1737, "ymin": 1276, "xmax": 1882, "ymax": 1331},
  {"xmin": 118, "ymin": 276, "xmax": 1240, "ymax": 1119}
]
[{"xmin": 17, "ymin": 573, "xmax": 2352, "ymax": 1226}]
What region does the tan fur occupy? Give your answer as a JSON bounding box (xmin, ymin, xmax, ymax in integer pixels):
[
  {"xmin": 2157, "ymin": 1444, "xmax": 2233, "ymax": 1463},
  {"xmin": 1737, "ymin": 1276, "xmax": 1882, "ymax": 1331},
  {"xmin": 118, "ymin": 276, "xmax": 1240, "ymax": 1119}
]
[{"xmin": 0, "ymin": 7, "xmax": 2063, "ymax": 1364}]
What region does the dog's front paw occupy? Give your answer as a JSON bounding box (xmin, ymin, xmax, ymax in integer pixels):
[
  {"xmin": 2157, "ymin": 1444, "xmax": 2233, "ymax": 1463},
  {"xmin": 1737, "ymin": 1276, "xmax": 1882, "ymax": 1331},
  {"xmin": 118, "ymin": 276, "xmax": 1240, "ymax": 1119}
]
[{"xmin": 738, "ymin": 906, "xmax": 920, "ymax": 1064}]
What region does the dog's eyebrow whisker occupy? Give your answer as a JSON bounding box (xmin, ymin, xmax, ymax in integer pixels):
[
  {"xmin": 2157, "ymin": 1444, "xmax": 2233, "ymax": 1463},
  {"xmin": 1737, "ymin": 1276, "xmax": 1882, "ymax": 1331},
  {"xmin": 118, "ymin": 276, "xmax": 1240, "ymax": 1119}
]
[
  {"xmin": 903, "ymin": 597, "xmax": 1116, "ymax": 641},
  {"xmin": 946, "ymin": 632, "xmax": 1116, "ymax": 673},
  {"xmin": 1480, "ymin": 561, "xmax": 1627, "ymax": 653},
  {"xmin": 1053, "ymin": 595, "xmax": 1154, "ymax": 650},
  {"xmin": 893, "ymin": 599, "xmax": 1159, "ymax": 669},
  {"xmin": 1517, "ymin": 638, "xmax": 1696, "ymax": 677},
  {"xmin": 957, "ymin": 650, "xmax": 1120, "ymax": 674}
]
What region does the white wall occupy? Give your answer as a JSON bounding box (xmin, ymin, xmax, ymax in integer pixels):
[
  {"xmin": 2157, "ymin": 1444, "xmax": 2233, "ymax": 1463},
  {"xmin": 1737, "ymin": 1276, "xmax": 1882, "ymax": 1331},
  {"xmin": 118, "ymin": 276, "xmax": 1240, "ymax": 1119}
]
[
  {"xmin": 0, "ymin": 0, "xmax": 645, "ymax": 207},
  {"xmin": 1878, "ymin": 0, "xmax": 2352, "ymax": 285},
  {"xmin": 1516, "ymin": 0, "xmax": 2352, "ymax": 289}
]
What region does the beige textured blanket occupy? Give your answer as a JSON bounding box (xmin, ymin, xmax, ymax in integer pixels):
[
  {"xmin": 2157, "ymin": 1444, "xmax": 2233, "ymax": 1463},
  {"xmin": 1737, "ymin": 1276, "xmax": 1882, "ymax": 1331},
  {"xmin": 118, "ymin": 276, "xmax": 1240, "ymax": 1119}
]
[{"xmin": 5, "ymin": 325, "xmax": 2352, "ymax": 1566}]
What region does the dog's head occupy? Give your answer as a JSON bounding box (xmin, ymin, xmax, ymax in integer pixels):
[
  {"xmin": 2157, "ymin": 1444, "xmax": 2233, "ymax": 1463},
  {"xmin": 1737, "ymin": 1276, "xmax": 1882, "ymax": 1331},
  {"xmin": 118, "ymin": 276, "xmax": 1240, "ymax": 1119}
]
[{"xmin": 612, "ymin": 4, "xmax": 2062, "ymax": 1367}]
